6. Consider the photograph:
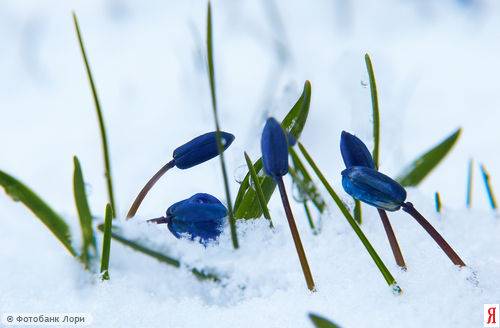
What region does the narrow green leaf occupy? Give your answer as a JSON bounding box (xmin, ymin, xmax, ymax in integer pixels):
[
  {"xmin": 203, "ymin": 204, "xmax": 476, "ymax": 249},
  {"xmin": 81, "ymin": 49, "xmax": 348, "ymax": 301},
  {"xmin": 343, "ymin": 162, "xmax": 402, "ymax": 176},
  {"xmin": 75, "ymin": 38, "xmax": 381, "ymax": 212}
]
[
  {"xmin": 281, "ymin": 80, "xmax": 312, "ymax": 140},
  {"xmin": 0, "ymin": 170, "xmax": 76, "ymax": 256},
  {"xmin": 303, "ymin": 201, "xmax": 317, "ymax": 234},
  {"xmin": 100, "ymin": 204, "xmax": 113, "ymax": 280},
  {"xmin": 289, "ymin": 147, "xmax": 326, "ymax": 213},
  {"xmin": 309, "ymin": 313, "xmax": 342, "ymax": 328},
  {"xmin": 73, "ymin": 156, "xmax": 96, "ymax": 269},
  {"xmin": 466, "ymin": 158, "xmax": 473, "ymax": 208},
  {"xmin": 298, "ymin": 143, "xmax": 401, "ymax": 292},
  {"xmin": 244, "ymin": 152, "xmax": 274, "ymax": 227},
  {"xmin": 480, "ymin": 164, "xmax": 497, "ymax": 210},
  {"xmin": 73, "ymin": 13, "xmax": 116, "ymax": 217},
  {"xmin": 365, "ymin": 53, "xmax": 380, "ymax": 169},
  {"xmin": 96, "ymin": 224, "xmax": 220, "ymax": 281},
  {"xmin": 353, "ymin": 199, "xmax": 362, "ymax": 224},
  {"xmin": 434, "ymin": 192, "xmax": 442, "ymax": 213},
  {"xmin": 234, "ymin": 81, "xmax": 312, "ymax": 219},
  {"xmin": 206, "ymin": 3, "xmax": 238, "ymax": 248},
  {"xmin": 397, "ymin": 128, "xmax": 462, "ymax": 187}
]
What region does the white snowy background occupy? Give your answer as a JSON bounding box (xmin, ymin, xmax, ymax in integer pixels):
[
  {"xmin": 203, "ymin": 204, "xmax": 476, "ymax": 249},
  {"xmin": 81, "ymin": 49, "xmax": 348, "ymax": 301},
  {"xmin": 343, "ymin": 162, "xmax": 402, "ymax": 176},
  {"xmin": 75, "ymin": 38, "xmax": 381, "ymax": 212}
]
[{"xmin": 0, "ymin": 0, "xmax": 499, "ymax": 327}]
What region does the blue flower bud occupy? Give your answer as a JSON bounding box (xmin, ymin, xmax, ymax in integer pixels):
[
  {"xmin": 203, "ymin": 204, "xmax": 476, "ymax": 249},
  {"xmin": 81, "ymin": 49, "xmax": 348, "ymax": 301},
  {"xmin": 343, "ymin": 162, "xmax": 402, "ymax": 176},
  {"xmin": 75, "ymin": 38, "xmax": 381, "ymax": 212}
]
[
  {"xmin": 340, "ymin": 131, "xmax": 375, "ymax": 169},
  {"xmin": 261, "ymin": 117, "xmax": 289, "ymax": 179},
  {"xmin": 341, "ymin": 166, "xmax": 407, "ymax": 211},
  {"xmin": 166, "ymin": 193, "xmax": 227, "ymax": 244},
  {"xmin": 173, "ymin": 132, "xmax": 235, "ymax": 169}
]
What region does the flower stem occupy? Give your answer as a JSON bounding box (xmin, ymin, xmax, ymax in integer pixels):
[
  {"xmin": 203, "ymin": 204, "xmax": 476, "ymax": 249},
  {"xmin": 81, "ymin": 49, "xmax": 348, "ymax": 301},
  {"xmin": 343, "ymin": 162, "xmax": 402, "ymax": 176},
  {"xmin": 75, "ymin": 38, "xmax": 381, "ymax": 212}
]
[
  {"xmin": 377, "ymin": 209, "xmax": 406, "ymax": 269},
  {"xmin": 126, "ymin": 160, "xmax": 175, "ymax": 219},
  {"xmin": 276, "ymin": 177, "xmax": 316, "ymax": 291},
  {"xmin": 401, "ymin": 202, "xmax": 466, "ymax": 267},
  {"xmin": 147, "ymin": 216, "xmax": 170, "ymax": 224}
]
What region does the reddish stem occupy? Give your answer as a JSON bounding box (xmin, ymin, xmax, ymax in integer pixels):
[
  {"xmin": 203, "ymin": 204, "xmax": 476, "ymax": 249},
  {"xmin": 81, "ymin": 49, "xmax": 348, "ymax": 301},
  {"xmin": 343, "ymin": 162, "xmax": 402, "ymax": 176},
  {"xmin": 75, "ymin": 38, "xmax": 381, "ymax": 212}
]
[
  {"xmin": 378, "ymin": 209, "xmax": 406, "ymax": 270},
  {"xmin": 402, "ymin": 202, "xmax": 465, "ymax": 267},
  {"xmin": 276, "ymin": 177, "xmax": 316, "ymax": 292},
  {"xmin": 127, "ymin": 160, "xmax": 175, "ymax": 219}
]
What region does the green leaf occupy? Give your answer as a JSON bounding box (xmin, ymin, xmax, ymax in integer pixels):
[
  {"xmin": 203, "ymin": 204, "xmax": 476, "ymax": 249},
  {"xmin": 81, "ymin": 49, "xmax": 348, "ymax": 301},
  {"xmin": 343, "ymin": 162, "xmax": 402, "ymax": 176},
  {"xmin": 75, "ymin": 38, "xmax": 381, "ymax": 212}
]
[
  {"xmin": 206, "ymin": 3, "xmax": 238, "ymax": 248},
  {"xmin": 434, "ymin": 192, "xmax": 442, "ymax": 213},
  {"xmin": 365, "ymin": 53, "xmax": 380, "ymax": 169},
  {"xmin": 73, "ymin": 13, "xmax": 116, "ymax": 218},
  {"xmin": 0, "ymin": 170, "xmax": 76, "ymax": 256},
  {"xmin": 289, "ymin": 147, "xmax": 326, "ymax": 213},
  {"xmin": 96, "ymin": 224, "xmax": 220, "ymax": 282},
  {"xmin": 466, "ymin": 158, "xmax": 473, "ymax": 208},
  {"xmin": 244, "ymin": 152, "xmax": 273, "ymax": 227},
  {"xmin": 73, "ymin": 156, "xmax": 96, "ymax": 269},
  {"xmin": 353, "ymin": 199, "xmax": 362, "ymax": 224},
  {"xmin": 100, "ymin": 204, "xmax": 113, "ymax": 280},
  {"xmin": 397, "ymin": 128, "xmax": 461, "ymax": 187},
  {"xmin": 298, "ymin": 143, "xmax": 401, "ymax": 292},
  {"xmin": 480, "ymin": 163, "xmax": 497, "ymax": 210},
  {"xmin": 309, "ymin": 313, "xmax": 341, "ymax": 328},
  {"xmin": 234, "ymin": 81, "xmax": 312, "ymax": 219}
]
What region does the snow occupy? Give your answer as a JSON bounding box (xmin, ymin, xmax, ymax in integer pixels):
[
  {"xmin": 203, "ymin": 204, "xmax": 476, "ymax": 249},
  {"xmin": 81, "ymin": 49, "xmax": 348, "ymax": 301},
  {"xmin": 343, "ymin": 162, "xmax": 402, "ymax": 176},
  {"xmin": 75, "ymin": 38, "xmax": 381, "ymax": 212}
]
[{"xmin": 0, "ymin": 0, "xmax": 499, "ymax": 327}]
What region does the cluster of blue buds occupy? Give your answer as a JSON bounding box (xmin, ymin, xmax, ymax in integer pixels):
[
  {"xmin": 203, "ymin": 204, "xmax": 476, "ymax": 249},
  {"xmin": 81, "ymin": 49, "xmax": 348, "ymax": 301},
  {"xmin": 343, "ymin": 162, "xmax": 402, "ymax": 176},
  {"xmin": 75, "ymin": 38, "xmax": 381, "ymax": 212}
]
[
  {"xmin": 339, "ymin": 131, "xmax": 465, "ymax": 267},
  {"xmin": 340, "ymin": 131, "xmax": 406, "ymax": 212},
  {"xmin": 128, "ymin": 131, "xmax": 234, "ymax": 244}
]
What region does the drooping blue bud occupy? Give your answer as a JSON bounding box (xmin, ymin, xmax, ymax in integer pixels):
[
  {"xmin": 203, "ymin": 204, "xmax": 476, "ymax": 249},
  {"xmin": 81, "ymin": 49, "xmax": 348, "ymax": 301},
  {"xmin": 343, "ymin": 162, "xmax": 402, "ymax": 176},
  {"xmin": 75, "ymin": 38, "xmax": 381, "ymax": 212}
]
[
  {"xmin": 341, "ymin": 166, "xmax": 407, "ymax": 211},
  {"xmin": 166, "ymin": 193, "xmax": 227, "ymax": 244},
  {"xmin": 261, "ymin": 117, "xmax": 289, "ymax": 179},
  {"xmin": 173, "ymin": 132, "xmax": 235, "ymax": 169},
  {"xmin": 340, "ymin": 131, "xmax": 375, "ymax": 169}
]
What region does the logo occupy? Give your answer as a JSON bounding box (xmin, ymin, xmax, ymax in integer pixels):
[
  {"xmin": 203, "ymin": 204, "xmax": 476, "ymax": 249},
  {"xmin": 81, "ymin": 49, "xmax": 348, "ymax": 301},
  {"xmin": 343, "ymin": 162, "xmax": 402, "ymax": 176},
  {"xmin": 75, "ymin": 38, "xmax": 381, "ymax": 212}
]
[{"xmin": 485, "ymin": 304, "xmax": 500, "ymax": 327}]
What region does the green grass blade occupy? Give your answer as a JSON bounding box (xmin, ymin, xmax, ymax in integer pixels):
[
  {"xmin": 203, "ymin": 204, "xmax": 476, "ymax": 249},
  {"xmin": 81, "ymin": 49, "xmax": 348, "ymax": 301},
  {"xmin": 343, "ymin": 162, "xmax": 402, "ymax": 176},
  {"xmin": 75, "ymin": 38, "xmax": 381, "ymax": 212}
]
[
  {"xmin": 435, "ymin": 192, "xmax": 442, "ymax": 213},
  {"xmin": 73, "ymin": 13, "xmax": 116, "ymax": 217},
  {"xmin": 73, "ymin": 156, "xmax": 96, "ymax": 269},
  {"xmin": 244, "ymin": 152, "xmax": 273, "ymax": 227},
  {"xmin": 480, "ymin": 164, "xmax": 497, "ymax": 210},
  {"xmin": 309, "ymin": 313, "xmax": 342, "ymax": 328},
  {"xmin": 365, "ymin": 53, "xmax": 380, "ymax": 169},
  {"xmin": 303, "ymin": 201, "xmax": 317, "ymax": 233},
  {"xmin": 100, "ymin": 204, "xmax": 113, "ymax": 280},
  {"xmin": 353, "ymin": 199, "xmax": 362, "ymax": 224},
  {"xmin": 289, "ymin": 147, "xmax": 326, "ymax": 213},
  {"xmin": 96, "ymin": 224, "xmax": 220, "ymax": 281},
  {"xmin": 234, "ymin": 81, "xmax": 312, "ymax": 219},
  {"xmin": 0, "ymin": 170, "xmax": 76, "ymax": 256},
  {"xmin": 297, "ymin": 143, "xmax": 400, "ymax": 292},
  {"xmin": 466, "ymin": 158, "xmax": 473, "ymax": 208},
  {"xmin": 397, "ymin": 128, "xmax": 462, "ymax": 187},
  {"xmin": 206, "ymin": 3, "xmax": 238, "ymax": 249}
]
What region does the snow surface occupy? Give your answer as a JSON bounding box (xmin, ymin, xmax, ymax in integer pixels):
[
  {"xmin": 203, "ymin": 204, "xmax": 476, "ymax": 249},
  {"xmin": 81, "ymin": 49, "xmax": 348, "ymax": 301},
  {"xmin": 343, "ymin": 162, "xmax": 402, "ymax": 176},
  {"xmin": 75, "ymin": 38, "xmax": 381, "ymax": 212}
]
[{"xmin": 1, "ymin": 0, "xmax": 499, "ymax": 327}]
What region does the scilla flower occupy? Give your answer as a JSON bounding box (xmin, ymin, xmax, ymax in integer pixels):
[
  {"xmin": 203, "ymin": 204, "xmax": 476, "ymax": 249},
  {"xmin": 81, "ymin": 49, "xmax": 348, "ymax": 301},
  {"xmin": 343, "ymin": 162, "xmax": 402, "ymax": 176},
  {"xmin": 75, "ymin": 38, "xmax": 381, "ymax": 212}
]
[
  {"xmin": 340, "ymin": 131, "xmax": 407, "ymax": 268},
  {"xmin": 261, "ymin": 117, "xmax": 316, "ymax": 291},
  {"xmin": 262, "ymin": 118, "xmax": 289, "ymax": 179},
  {"xmin": 173, "ymin": 132, "xmax": 235, "ymax": 169},
  {"xmin": 149, "ymin": 193, "xmax": 226, "ymax": 244},
  {"xmin": 127, "ymin": 132, "xmax": 234, "ymax": 219},
  {"xmin": 341, "ymin": 157, "xmax": 465, "ymax": 267},
  {"xmin": 342, "ymin": 166, "xmax": 407, "ymax": 211},
  {"xmin": 340, "ymin": 131, "xmax": 375, "ymax": 169}
]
